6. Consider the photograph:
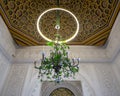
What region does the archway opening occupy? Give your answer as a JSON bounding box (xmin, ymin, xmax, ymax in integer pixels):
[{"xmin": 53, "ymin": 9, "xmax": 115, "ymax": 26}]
[{"xmin": 50, "ymin": 87, "xmax": 75, "ymax": 96}]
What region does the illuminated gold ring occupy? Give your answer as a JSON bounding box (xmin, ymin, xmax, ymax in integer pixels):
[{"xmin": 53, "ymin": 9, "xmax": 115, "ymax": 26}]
[{"xmin": 37, "ymin": 8, "xmax": 79, "ymax": 43}]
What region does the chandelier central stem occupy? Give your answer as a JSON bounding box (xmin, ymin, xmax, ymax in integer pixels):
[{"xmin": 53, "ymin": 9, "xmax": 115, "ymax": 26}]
[
  {"xmin": 56, "ymin": 0, "xmax": 60, "ymax": 23},
  {"xmin": 55, "ymin": 0, "xmax": 60, "ymax": 42}
]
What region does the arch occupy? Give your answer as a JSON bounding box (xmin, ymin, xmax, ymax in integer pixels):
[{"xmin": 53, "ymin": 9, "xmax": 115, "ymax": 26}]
[
  {"xmin": 41, "ymin": 81, "xmax": 83, "ymax": 96},
  {"xmin": 50, "ymin": 87, "xmax": 75, "ymax": 96}
]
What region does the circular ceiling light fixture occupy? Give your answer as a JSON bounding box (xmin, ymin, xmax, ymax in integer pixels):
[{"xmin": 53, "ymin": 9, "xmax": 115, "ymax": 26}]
[{"xmin": 37, "ymin": 8, "xmax": 79, "ymax": 43}]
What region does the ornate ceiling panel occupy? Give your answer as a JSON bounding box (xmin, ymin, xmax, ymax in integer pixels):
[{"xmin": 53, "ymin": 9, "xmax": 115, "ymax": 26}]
[{"xmin": 0, "ymin": 0, "xmax": 120, "ymax": 46}]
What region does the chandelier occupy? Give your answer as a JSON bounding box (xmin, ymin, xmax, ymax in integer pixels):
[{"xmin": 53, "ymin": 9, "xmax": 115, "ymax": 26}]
[{"xmin": 34, "ymin": 0, "xmax": 80, "ymax": 83}]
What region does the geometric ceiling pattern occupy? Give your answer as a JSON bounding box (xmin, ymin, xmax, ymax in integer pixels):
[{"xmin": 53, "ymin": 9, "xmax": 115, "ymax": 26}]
[{"xmin": 0, "ymin": 0, "xmax": 120, "ymax": 46}]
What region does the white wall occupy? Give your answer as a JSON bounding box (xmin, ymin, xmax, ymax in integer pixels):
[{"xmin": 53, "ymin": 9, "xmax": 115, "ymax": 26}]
[
  {"xmin": 2, "ymin": 62, "xmax": 119, "ymax": 96},
  {"xmin": 1, "ymin": 63, "xmax": 29, "ymax": 96},
  {"xmin": 112, "ymin": 51, "xmax": 120, "ymax": 92},
  {"xmin": 0, "ymin": 50, "xmax": 11, "ymax": 94},
  {"xmin": 0, "ymin": 16, "xmax": 16, "ymax": 94}
]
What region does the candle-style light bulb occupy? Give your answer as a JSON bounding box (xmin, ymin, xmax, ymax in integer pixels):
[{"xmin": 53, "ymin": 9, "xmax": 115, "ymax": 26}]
[{"xmin": 42, "ymin": 52, "xmax": 45, "ymax": 60}]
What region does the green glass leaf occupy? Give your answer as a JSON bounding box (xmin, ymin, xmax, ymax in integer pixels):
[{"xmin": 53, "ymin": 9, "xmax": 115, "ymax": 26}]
[{"xmin": 46, "ymin": 42, "xmax": 54, "ymax": 47}]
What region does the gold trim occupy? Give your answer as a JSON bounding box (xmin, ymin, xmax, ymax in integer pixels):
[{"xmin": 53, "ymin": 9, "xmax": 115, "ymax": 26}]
[
  {"xmin": 109, "ymin": 0, "xmax": 120, "ymax": 28},
  {"xmin": 10, "ymin": 29, "xmax": 38, "ymax": 45},
  {"xmin": 12, "ymin": 35, "xmax": 33, "ymax": 46},
  {"xmin": 15, "ymin": 39, "xmax": 28, "ymax": 46},
  {"xmin": 81, "ymin": 27, "xmax": 111, "ymax": 44},
  {"xmin": 84, "ymin": 29, "xmax": 110, "ymax": 45}
]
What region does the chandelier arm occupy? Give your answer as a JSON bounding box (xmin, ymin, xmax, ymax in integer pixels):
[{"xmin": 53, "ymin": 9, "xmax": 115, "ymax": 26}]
[
  {"xmin": 72, "ymin": 59, "xmax": 75, "ymax": 65},
  {"xmin": 42, "ymin": 52, "xmax": 45, "ymax": 60},
  {"xmin": 77, "ymin": 59, "xmax": 80, "ymax": 65},
  {"xmin": 34, "ymin": 61, "xmax": 40, "ymax": 69}
]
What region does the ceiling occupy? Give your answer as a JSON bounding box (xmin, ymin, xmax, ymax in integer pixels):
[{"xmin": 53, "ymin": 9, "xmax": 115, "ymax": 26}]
[{"xmin": 0, "ymin": 0, "xmax": 120, "ymax": 46}]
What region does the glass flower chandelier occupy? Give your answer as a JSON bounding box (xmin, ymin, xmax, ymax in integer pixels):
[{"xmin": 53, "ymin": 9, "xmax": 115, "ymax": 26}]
[{"xmin": 34, "ymin": 0, "xmax": 80, "ymax": 83}]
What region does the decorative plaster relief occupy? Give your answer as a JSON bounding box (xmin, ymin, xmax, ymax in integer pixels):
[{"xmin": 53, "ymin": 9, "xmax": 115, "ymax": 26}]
[
  {"xmin": 106, "ymin": 12, "xmax": 120, "ymax": 60},
  {"xmin": 1, "ymin": 64, "xmax": 29, "ymax": 96},
  {"xmin": 14, "ymin": 45, "xmax": 107, "ymax": 63},
  {"xmin": 95, "ymin": 64, "xmax": 120, "ymax": 96},
  {"xmin": 0, "ymin": 51, "xmax": 10, "ymax": 94}
]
